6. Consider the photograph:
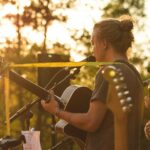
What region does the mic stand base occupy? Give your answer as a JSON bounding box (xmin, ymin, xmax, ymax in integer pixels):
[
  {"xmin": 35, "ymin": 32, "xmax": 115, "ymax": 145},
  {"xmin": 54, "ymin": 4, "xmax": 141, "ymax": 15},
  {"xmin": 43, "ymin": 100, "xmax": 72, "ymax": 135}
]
[{"xmin": 0, "ymin": 135, "xmax": 26, "ymax": 150}]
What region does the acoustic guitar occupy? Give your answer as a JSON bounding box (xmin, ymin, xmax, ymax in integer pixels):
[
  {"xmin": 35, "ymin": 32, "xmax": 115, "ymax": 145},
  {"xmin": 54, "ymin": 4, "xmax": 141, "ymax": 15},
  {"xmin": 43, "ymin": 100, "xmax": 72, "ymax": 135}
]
[{"xmin": 9, "ymin": 70, "xmax": 92, "ymax": 148}]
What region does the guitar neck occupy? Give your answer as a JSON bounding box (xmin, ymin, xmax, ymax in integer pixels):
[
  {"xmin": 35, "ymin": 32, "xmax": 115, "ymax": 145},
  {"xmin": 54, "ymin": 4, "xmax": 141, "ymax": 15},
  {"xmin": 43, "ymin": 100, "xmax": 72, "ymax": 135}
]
[
  {"xmin": 114, "ymin": 116, "xmax": 128, "ymax": 150},
  {"xmin": 9, "ymin": 70, "xmax": 61, "ymax": 102}
]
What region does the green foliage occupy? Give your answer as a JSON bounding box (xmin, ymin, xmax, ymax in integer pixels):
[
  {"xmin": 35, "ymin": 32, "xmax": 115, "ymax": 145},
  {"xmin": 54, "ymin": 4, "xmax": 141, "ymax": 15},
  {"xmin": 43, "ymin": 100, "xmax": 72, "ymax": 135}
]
[
  {"xmin": 0, "ymin": 0, "xmax": 149, "ymax": 149},
  {"xmin": 103, "ymin": 0, "xmax": 145, "ymax": 17},
  {"xmin": 71, "ymin": 66, "xmax": 98, "ymax": 89}
]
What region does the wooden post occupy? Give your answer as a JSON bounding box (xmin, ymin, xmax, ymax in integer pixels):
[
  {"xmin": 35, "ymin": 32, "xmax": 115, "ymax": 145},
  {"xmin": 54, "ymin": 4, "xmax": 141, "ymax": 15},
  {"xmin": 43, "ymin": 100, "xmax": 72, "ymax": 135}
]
[{"xmin": 4, "ymin": 70, "xmax": 10, "ymax": 135}]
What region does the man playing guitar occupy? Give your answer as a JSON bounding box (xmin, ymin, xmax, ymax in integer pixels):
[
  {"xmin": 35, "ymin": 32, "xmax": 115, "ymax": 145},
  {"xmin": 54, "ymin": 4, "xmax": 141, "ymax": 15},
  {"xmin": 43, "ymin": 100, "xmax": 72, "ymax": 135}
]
[{"xmin": 41, "ymin": 15, "xmax": 144, "ymax": 150}]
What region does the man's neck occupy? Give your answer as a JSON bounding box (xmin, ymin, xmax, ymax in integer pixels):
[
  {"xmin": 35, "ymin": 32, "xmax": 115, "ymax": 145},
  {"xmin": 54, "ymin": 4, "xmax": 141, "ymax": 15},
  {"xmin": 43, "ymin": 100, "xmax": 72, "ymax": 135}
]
[{"xmin": 105, "ymin": 49, "xmax": 128, "ymax": 62}]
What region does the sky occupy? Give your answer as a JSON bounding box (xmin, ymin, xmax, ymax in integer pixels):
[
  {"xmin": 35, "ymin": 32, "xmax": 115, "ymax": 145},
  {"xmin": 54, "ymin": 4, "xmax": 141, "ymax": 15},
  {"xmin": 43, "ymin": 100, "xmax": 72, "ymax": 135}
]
[
  {"xmin": 0, "ymin": 0, "xmax": 110, "ymax": 60},
  {"xmin": 0, "ymin": 0, "xmax": 150, "ymax": 62},
  {"xmin": 132, "ymin": 0, "xmax": 150, "ymax": 69}
]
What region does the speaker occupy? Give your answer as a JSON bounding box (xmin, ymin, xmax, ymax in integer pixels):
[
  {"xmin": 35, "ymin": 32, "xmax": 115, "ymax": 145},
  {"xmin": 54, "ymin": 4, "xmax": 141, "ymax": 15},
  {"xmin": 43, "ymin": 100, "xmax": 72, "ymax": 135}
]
[{"xmin": 37, "ymin": 53, "xmax": 70, "ymax": 97}]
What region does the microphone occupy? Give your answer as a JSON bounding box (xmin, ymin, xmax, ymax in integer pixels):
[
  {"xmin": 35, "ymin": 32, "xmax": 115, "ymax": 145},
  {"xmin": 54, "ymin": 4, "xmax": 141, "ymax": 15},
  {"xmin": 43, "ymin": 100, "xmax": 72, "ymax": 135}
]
[
  {"xmin": 80, "ymin": 55, "xmax": 96, "ymax": 62},
  {"xmin": 73, "ymin": 55, "xmax": 95, "ymax": 64},
  {"xmin": 64, "ymin": 55, "xmax": 95, "ymax": 70},
  {"xmin": 66, "ymin": 55, "xmax": 95, "ymax": 71},
  {"xmin": 46, "ymin": 55, "xmax": 96, "ymax": 88},
  {"xmin": 143, "ymin": 78, "xmax": 150, "ymax": 87},
  {"xmin": 67, "ymin": 55, "xmax": 96, "ymax": 73}
]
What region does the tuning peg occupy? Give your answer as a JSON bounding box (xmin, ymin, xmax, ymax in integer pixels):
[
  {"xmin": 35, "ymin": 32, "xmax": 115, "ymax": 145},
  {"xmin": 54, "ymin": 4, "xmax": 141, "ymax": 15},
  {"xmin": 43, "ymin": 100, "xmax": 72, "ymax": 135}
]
[
  {"xmin": 128, "ymin": 103, "xmax": 133, "ymax": 109},
  {"xmin": 118, "ymin": 72, "xmax": 123, "ymax": 76},
  {"xmin": 120, "ymin": 99, "xmax": 126, "ymax": 105},
  {"xmin": 122, "ymin": 106, "xmax": 129, "ymax": 112},
  {"xmin": 118, "ymin": 76, "xmax": 125, "ymax": 82},
  {"xmin": 115, "ymin": 84, "xmax": 127, "ymax": 91},
  {"xmin": 113, "ymin": 76, "xmax": 125, "ymax": 84},
  {"xmin": 113, "ymin": 78, "xmax": 119, "ymax": 83},
  {"xmin": 122, "ymin": 106, "xmax": 132, "ymax": 113},
  {"xmin": 115, "ymin": 85, "xmax": 121, "ymax": 90},
  {"xmin": 117, "ymin": 92, "xmax": 124, "ymax": 98},
  {"xmin": 126, "ymin": 97, "xmax": 132, "ymax": 103},
  {"xmin": 123, "ymin": 90, "xmax": 130, "ymax": 95},
  {"xmin": 119, "ymin": 76, "xmax": 125, "ymax": 81}
]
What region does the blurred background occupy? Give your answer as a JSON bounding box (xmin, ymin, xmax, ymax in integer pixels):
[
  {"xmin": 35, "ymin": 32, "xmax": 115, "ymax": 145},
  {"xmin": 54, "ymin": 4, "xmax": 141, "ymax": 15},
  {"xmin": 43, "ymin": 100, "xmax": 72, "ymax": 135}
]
[{"xmin": 0, "ymin": 0, "xmax": 150, "ymax": 149}]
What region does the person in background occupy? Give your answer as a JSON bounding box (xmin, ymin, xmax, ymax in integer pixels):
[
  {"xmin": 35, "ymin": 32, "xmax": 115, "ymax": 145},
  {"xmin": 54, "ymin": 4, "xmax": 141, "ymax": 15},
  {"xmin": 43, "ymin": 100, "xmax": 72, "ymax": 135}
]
[
  {"xmin": 41, "ymin": 15, "xmax": 144, "ymax": 150},
  {"xmin": 144, "ymin": 95, "xmax": 150, "ymax": 139}
]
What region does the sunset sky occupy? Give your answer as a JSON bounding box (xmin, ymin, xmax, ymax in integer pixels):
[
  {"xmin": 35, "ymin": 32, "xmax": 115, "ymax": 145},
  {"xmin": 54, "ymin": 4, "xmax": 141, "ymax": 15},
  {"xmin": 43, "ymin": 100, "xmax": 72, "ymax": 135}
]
[
  {"xmin": 0, "ymin": 0, "xmax": 150, "ymax": 61},
  {"xmin": 0, "ymin": 0, "xmax": 113, "ymax": 60}
]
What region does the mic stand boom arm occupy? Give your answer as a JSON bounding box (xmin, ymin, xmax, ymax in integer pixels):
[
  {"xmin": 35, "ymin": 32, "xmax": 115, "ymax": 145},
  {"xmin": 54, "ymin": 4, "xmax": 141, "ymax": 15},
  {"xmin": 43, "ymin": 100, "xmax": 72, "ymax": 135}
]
[{"xmin": 8, "ymin": 68, "xmax": 79, "ymax": 123}]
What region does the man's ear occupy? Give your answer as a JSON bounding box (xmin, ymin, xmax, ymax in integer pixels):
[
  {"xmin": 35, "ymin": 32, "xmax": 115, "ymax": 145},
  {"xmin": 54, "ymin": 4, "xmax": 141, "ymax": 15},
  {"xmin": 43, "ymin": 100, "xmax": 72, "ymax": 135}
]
[{"xmin": 102, "ymin": 39, "xmax": 108, "ymax": 50}]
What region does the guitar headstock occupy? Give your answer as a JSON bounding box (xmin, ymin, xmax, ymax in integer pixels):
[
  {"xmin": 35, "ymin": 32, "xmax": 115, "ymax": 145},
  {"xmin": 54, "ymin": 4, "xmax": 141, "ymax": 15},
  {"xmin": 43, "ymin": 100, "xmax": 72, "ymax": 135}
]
[{"xmin": 102, "ymin": 65, "xmax": 133, "ymax": 114}]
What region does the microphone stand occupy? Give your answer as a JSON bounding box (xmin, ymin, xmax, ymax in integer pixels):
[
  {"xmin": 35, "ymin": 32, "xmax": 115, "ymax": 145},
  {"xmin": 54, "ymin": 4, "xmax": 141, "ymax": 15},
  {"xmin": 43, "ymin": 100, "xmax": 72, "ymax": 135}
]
[
  {"xmin": 0, "ymin": 135, "xmax": 26, "ymax": 150},
  {"xmin": 8, "ymin": 67, "xmax": 79, "ymax": 123},
  {"xmin": 1, "ymin": 56, "xmax": 94, "ymax": 149},
  {"xmin": 2, "ymin": 68, "xmax": 79, "ymax": 149}
]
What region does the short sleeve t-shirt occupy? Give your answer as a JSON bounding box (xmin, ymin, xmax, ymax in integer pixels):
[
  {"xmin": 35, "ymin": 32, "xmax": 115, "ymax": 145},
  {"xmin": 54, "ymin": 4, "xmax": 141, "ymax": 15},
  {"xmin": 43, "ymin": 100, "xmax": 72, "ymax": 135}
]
[
  {"xmin": 85, "ymin": 60, "xmax": 143, "ymax": 150},
  {"xmin": 90, "ymin": 68, "xmax": 109, "ymax": 102}
]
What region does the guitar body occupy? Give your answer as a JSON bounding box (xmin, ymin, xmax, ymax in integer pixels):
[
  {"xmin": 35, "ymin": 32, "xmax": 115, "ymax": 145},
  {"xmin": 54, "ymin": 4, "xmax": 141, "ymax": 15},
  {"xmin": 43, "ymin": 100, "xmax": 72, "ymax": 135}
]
[{"xmin": 55, "ymin": 85, "xmax": 92, "ymax": 145}]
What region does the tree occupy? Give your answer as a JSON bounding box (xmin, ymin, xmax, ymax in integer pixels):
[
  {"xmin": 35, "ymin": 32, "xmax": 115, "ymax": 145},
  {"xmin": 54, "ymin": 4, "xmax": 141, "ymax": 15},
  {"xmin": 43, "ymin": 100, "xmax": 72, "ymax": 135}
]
[
  {"xmin": 0, "ymin": 0, "xmax": 149, "ymax": 149},
  {"xmin": 103, "ymin": 0, "xmax": 145, "ymax": 17}
]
